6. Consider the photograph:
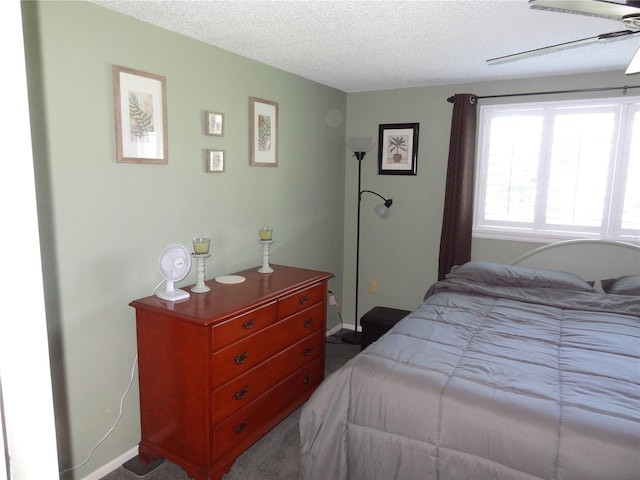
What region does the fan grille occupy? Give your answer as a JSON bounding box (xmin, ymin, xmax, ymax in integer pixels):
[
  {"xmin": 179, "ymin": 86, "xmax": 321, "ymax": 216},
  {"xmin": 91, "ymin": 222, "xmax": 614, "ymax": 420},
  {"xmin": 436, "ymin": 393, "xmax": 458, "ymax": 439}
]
[{"xmin": 158, "ymin": 244, "xmax": 191, "ymax": 282}]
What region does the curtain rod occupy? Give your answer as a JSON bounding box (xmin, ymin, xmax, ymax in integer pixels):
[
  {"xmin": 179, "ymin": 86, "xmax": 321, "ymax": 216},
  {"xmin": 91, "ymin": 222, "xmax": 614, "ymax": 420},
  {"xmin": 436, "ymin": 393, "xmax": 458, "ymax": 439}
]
[{"xmin": 447, "ymin": 84, "xmax": 640, "ymax": 103}]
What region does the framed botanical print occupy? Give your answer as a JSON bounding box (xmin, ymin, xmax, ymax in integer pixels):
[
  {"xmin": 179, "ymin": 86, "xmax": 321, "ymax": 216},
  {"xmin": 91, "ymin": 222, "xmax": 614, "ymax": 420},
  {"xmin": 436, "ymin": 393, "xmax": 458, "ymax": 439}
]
[
  {"xmin": 378, "ymin": 123, "xmax": 419, "ymax": 175},
  {"xmin": 112, "ymin": 65, "xmax": 168, "ymax": 164},
  {"xmin": 249, "ymin": 96, "xmax": 278, "ymax": 166}
]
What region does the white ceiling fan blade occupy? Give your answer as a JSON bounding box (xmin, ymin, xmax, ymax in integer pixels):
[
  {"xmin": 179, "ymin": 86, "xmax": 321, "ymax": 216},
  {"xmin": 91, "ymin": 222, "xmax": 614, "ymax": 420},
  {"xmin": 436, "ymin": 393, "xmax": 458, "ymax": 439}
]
[
  {"xmin": 529, "ymin": 0, "xmax": 640, "ymax": 21},
  {"xmin": 626, "ymin": 46, "xmax": 640, "ymax": 73},
  {"xmin": 487, "ymin": 30, "xmax": 638, "ymax": 65}
]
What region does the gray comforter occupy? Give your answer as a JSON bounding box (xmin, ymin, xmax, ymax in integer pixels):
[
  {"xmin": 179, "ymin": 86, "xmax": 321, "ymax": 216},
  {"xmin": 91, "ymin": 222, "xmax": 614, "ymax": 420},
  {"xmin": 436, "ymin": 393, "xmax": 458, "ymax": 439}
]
[{"xmin": 300, "ymin": 278, "xmax": 640, "ymax": 480}]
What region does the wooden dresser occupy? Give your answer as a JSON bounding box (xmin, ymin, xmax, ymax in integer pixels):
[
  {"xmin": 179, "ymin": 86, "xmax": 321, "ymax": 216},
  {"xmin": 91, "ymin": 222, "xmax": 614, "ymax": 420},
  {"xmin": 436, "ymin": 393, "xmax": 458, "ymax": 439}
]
[{"xmin": 130, "ymin": 264, "xmax": 333, "ymax": 480}]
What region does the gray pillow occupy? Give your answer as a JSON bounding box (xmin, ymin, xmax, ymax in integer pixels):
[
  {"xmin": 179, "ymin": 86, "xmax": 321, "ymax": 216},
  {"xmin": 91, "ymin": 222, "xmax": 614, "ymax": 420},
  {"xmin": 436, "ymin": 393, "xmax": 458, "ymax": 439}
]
[
  {"xmin": 447, "ymin": 261, "xmax": 595, "ymax": 292},
  {"xmin": 601, "ymin": 275, "xmax": 640, "ymax": 296}
]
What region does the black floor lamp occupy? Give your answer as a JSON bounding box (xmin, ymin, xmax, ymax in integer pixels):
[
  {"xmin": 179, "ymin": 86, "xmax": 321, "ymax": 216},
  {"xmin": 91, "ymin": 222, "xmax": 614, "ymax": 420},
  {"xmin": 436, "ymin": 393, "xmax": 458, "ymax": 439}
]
[{"xmin": 342, "ymin": 137, "xmax": 393, "ymax": 345}]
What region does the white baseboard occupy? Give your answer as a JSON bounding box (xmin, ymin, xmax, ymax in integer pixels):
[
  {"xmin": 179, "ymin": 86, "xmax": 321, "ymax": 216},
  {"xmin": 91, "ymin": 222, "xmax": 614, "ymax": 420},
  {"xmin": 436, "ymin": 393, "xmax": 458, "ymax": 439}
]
[
  {"xmin": 326, "ymin": 324, "xmax": 343, "ymax": 336},
  {"xmin": 82, "ymin": 446, "xmax": 137, "ymax": 479},
  {"xmin": 326, "ymin": 323, "xmax": 358, "ymax": 336}
]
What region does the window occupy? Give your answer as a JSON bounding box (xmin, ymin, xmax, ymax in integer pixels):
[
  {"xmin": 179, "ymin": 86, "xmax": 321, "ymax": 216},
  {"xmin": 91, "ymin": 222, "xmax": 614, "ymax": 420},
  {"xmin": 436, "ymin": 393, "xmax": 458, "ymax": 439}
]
[{"xmin": 474, "ymin": 96, "xmax": 640, "ymax": 243}]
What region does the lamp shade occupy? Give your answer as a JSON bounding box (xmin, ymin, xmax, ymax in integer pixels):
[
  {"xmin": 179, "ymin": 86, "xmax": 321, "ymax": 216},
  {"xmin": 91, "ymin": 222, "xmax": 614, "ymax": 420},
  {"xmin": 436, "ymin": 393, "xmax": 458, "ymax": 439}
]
[
  {"xmin": 374, "ymin": 203, "xmax": 391, "ymax": 219},
  {"xmin": 626, "ymin": 46, "xmax": 640, "ymax": 74},
  {"xmin": 345, "ymin": 136, "xmax": 375, "ymax": 153}
]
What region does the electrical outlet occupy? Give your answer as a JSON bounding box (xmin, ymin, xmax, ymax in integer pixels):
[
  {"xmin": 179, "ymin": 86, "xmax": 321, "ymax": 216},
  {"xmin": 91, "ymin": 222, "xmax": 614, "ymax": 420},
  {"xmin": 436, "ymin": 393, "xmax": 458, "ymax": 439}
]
[{"xmin": 369, "ymin": 280, "xmax": 377, "ymax": 293}]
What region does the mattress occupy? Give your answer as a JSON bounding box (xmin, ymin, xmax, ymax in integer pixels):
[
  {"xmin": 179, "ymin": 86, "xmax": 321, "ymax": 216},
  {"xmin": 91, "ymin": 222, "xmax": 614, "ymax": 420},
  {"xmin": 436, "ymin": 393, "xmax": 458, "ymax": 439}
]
[{"xmin": 300, "ymin": 263, "xmax": 640, "ymax": 480}]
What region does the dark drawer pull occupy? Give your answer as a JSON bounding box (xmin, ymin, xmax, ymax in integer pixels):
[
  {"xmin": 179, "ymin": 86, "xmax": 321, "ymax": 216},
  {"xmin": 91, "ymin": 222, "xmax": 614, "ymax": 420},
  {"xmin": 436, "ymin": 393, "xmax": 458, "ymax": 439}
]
[
  {"xmin": 299, "ymin": 296, "xmax": 308, "ymax": 305},
  {"xmin": 235, "ymin": 419, "xmax": 249, "ymax": 434},
  {"xmin": 303, "ymin": 347, "xmax": 312, "ymax": 356},
  {"xmin": 303, "ymin": 374, "xmax": 312, "ymax": 384},
  {"xmin": 234, "ymin": 352, "xmax": 248, "ymax": 364},
  {"xmin": 234, "ymin": 386, "xmax": 249, "ymax": 400},
  {"xmin": 242, "ymin": 319, "xmax": 255, "ymax": 329},
  {"xmin": 304, "ymin": 318, "xmax": 313, "ymax": 328}
]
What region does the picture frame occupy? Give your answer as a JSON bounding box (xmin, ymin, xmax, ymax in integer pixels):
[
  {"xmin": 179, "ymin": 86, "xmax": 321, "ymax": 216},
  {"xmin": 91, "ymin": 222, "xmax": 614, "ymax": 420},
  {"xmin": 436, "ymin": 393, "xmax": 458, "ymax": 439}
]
[
  {"xmin": 205, "ymin": 149, "xmax": 225, "ymax": 173},
  {"xmin": 378, "ymin": 123, "xmax": 419, "ymax": 175},
  {"xmin": 205, "ymin": 111, "xmax": 224, "ymax": 136},
  {"xmin": 112, "ymin": 65, "xmax": 168, "ymax": 164},
  {"xmin": 249, "ymin": 96, "xmax": 278, "ymax": 167}
]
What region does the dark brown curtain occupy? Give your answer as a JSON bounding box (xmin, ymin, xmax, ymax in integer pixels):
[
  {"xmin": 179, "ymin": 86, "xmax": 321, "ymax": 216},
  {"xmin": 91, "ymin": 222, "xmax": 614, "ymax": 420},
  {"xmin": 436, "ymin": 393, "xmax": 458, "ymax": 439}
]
[{"xmin": 438, "ymin": 94, "xmax": 478, "ymax": 280}]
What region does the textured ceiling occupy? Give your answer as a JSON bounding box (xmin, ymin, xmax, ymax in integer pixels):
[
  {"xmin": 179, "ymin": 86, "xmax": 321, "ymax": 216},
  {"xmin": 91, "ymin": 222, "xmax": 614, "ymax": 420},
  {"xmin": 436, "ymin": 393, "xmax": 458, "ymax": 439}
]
[{"xmin": 91, "ymin": 0, "xmax": 640, "ymax": 92}]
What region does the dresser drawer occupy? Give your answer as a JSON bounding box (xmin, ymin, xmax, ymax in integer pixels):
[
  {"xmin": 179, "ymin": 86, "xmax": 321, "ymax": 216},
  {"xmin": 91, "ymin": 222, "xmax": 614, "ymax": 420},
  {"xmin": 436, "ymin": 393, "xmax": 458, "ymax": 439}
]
[
  {"xmin": 211, "ymin": 330, "xmax": 324, "ymax": 422},
  {"xmin": 278, "ymin": 282, "xmax": 325, "ymax": 319},
  {"xmin": 211, "ymin": 302, "xmax": 324, "ymax": 388},
  {"xmin": 284, "ymin": 302, "xmax": 324, "ymax": 342},
  {"xmin": 210, "ymin": 302, "xmax": 277, "ymax": 352},
  {"xmin": 211, "ymin": 356, "xmax": 324, "ymax": 462}
]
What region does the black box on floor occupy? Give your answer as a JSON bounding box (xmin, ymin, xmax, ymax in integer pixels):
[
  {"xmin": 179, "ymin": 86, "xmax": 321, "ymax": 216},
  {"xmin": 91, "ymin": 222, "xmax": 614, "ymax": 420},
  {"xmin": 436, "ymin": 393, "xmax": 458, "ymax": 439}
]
[{"xmin": 360, "ymin": 306, "xmax": 410, "ymax": 351}]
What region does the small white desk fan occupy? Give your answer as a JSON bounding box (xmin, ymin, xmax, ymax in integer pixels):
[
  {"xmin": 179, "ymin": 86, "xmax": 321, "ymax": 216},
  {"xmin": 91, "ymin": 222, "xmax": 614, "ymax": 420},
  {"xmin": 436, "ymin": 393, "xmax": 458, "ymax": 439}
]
[{"xmin": 156, "ymin": 244, "xmax": 192, "ymax": 301}]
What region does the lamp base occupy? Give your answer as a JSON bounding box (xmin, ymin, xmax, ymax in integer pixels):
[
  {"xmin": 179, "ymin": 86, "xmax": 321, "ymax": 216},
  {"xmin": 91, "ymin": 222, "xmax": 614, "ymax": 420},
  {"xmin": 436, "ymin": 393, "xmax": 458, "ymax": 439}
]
[{"xmin": 341, "ymin": 330, "xmax": 362, "ymax": 345}]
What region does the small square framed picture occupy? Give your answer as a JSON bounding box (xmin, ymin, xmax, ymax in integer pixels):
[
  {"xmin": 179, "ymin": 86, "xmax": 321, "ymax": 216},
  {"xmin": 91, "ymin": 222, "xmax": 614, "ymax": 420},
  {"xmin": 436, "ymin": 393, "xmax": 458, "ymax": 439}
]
[
  {"xmin": 205, "ymin": 111, "xmax": 224, "ymax": 136},
  {"xmin": 205, "ymin": 149, "xmax": 225, "ymax": 173}
]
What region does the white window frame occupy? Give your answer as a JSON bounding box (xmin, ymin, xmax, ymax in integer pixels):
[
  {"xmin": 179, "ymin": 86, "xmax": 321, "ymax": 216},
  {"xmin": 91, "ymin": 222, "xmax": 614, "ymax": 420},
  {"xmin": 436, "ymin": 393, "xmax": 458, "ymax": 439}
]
[{"xmin": 473, "ymin": 96, "xmax": 640, "ymax": 244}]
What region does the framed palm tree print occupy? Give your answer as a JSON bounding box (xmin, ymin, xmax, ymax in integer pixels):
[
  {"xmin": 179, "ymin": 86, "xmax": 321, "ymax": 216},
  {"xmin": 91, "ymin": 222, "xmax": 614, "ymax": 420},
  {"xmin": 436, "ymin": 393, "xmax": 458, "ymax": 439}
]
[{"xmin": 378, "ymin": 123, "xmax": 419, "ymax": 175}]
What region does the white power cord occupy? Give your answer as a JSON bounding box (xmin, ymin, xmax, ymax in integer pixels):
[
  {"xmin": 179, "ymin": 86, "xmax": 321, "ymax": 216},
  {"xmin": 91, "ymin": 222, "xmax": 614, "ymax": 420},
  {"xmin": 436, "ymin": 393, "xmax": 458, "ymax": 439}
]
[
  {"xmin": 151, "ymin": 279, "xmax": 165, "ymax": 296},
  {"xmin": 326, "ymin": 290, "xmax": 344, "ymax": 344},
  {"xmin": 61, "ymin": 284, "xmax": 164, "ymax": 474},
  {"xmin": 59, "ymin": 354, "xmax": 138, "ymax": 475}
]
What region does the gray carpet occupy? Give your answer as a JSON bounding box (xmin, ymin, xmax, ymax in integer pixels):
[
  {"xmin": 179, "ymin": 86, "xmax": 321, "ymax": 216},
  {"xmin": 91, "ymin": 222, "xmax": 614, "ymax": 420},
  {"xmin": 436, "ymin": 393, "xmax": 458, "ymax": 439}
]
[{"xmin": 100, "ymin": 338, "xmax": 359, "ymax": 480}]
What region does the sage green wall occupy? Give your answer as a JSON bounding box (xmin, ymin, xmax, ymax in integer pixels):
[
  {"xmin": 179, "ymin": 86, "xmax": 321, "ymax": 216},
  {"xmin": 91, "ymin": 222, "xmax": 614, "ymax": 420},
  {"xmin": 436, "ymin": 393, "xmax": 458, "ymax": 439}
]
[
  {"xmin": 22, "ymin": 0, "xmax": 633, "ymax": 476},
  {"xmin": 343, "ymin": 69, "xmax": 632, "ymax": 324},
  {"xmin": 22, "ymin": 1, "xmax": 346, "ymax": 477}
]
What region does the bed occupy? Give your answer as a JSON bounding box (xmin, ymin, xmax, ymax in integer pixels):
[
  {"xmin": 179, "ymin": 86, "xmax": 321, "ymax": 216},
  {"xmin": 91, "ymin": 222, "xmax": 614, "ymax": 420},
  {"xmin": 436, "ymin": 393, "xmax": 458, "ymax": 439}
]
[{"xmin": 300, "ymin": 240, "xmax": 640, "ymax": 480}]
